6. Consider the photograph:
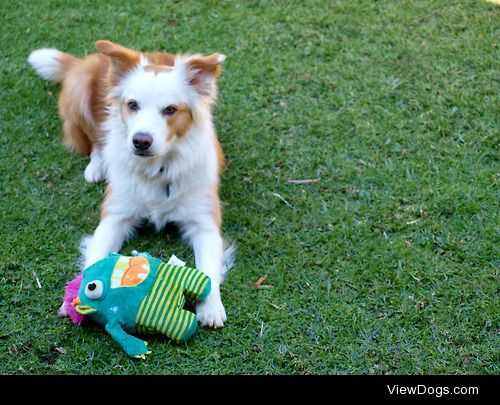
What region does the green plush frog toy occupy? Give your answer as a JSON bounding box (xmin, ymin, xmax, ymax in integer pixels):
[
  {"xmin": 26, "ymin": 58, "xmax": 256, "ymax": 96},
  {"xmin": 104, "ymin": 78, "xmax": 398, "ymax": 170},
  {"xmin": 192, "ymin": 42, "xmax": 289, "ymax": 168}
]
[{"xmin": 72, "ymin": 252, "xmax": 211, "ymax": 359}]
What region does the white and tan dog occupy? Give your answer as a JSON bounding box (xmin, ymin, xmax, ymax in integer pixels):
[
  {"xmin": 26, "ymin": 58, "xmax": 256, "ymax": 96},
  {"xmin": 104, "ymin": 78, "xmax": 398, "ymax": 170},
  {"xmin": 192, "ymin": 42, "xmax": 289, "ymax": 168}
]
[{"xmin": 28, "ymin": 41, "xmax": 233, "ymax": 328}]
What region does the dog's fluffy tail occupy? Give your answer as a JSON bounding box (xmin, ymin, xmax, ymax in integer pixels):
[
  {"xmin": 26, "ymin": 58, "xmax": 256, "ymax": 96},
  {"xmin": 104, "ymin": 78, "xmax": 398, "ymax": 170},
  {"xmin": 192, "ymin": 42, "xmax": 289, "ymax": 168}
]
[{"xmin": 28, "ymin": 48, "xmax": 77, "ymax": 83}]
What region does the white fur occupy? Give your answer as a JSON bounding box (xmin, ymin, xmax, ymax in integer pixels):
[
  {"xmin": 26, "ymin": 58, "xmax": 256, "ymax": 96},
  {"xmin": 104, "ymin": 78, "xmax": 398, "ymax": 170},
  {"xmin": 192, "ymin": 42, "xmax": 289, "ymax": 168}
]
[
  {"xmin": 84, "ymin": 149, "xmax": 107, "ymax": 183},
  {"xmin": 83, "ymin": 56, "xmax": 232, "ymax": 327},
  {"xmin": 28, "ymin": 49, "xmax": 65, "ymax": 82}
]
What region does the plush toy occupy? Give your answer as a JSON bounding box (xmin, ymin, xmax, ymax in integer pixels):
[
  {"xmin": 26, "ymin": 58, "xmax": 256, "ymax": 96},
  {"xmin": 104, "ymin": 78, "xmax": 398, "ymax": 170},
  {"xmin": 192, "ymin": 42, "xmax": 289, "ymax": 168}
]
[{"xmin": 71, "ymin": 252, "xmax": 211, "ymax": 358}]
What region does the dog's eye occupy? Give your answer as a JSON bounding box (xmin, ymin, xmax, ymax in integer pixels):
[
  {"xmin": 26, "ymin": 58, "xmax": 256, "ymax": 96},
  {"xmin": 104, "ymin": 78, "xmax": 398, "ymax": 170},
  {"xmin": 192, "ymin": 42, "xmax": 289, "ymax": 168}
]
[
  {"xmin": 162, "ymin": 105, "xmax": 177, "ymax": 116},
  {"xmin": 127, "ymin": 100, "xmax": 139, "ymax": 111},
  {"xmin": 85, "ymin": 280, "xmax": 103, "ymax": 300}
]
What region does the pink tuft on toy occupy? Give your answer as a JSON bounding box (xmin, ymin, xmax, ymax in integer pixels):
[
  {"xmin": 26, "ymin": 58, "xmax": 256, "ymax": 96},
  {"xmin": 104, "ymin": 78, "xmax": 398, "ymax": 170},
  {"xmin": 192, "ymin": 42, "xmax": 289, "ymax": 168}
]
[{"xmin": 60, "ymin": 273, "xmax": 85, "ymax": 325}]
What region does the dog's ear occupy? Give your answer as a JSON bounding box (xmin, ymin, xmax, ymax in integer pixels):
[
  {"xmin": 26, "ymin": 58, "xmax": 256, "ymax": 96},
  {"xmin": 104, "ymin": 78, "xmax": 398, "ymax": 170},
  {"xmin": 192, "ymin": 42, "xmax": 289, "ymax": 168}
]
[
  {"xmin": 96, "ymin": 40, "xmax": 141, "ymax": 85},
  {"xmin": 181, "ymin": 53, "xmax": 226, "ymax": 98}
]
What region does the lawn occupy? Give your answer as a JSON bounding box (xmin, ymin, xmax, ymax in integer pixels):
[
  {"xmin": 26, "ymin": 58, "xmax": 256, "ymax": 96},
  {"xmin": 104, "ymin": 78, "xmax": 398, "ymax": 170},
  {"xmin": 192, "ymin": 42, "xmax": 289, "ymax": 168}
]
[{"xmin": 0, "ymin": 0, "xmax": 498, "ymax": 374}]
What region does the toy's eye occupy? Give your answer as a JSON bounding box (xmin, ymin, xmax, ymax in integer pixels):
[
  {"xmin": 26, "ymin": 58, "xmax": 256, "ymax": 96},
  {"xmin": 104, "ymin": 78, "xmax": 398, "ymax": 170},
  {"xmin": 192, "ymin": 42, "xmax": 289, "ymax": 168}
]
[{"xmin": 85, "ymin": 280, "xmax": 104, "ymax": 300}]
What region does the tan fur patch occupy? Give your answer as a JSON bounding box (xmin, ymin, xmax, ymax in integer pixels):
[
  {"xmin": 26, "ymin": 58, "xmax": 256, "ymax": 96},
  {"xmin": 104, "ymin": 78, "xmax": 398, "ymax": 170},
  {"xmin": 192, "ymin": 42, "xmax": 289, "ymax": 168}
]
[
  {"xmin": 211, "ymin": 184, "xmax": 222, "ymax": 228},
  {"xmin": 89, "ymin": 55, "xmax": 111, "ymax": 124},
  {"xmin": 100, "ymin": 187, "xmax": 112, "ymax": 219},
  {"xmin": 144, "ymin": 51, "xmax": 176, "ymax": 67},
  {"xmin": 212, "ymin": 130, "xmax": 225, "ymax": 226},
  {"xmin": 95, "ymin": 40, "xmax": 141, "ymax": 88},
  {"xmin": 186, "ymin": 54, "xmax": 224, "ymax": 96},
  {"xmin": 214, "ymin": 135, "xmax": 226, "ymax": 175},
  {"xmin": 166, "ymin": 104, "xmax": 193, "ymax": 140},
  {"xmin": 144, "ymin": 64, "xmax": 173, "ymax": 74},
  {"xmin": 50, "ymin": 51, "xmax": 78, "ymax": 83},
  {"xmin": 187, "ymin": 54, "xmax": 223, "ymax": 78},
  {"xmin": 58, "ymin": 53, "xmax": 110, "ymax": 154}
]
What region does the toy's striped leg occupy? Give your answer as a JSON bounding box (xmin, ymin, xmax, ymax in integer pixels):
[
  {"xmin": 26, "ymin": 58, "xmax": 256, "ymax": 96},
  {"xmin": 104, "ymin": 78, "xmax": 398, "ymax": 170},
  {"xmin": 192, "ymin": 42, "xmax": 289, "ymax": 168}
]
[
  {"xmin": 160, "ymin": 307, "xmax": 198, "ymax": 342},
  {"xmin": 181, "ymin": 266, "xmax": 212, "ymax": 303},
  {"xmin": 174, "ymin": 309, "xmax": 198, "ymax": 342}
]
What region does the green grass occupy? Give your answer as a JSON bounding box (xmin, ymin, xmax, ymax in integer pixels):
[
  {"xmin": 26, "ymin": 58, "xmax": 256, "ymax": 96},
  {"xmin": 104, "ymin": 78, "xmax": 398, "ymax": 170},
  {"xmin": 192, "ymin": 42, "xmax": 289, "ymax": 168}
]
[{"xmin": 0, "ymin": 0, "xmax": 498, "ymax": 374}]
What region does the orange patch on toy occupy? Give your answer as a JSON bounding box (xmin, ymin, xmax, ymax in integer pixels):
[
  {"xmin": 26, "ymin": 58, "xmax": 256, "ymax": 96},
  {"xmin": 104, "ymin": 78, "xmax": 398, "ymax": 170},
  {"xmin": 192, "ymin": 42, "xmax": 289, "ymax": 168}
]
[{"xmin": 122, "ymin": 256, "xmax": 150, "ymax": 286}]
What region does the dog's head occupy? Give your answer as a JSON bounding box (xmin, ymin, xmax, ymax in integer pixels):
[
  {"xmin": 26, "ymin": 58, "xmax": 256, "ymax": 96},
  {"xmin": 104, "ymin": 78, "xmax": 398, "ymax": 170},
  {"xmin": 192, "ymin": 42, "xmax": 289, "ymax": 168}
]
[{"xmin": 97, "ymin": 40, "xmax": 225, "ymax": 158}]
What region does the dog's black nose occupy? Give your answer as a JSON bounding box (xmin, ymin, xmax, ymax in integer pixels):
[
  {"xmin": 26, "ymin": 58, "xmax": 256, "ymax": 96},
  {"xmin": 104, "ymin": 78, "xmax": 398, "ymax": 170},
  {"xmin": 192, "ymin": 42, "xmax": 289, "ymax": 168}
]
[{"xmin": 132, "ymin": 132, "xmax": 153, "ymax": 151}]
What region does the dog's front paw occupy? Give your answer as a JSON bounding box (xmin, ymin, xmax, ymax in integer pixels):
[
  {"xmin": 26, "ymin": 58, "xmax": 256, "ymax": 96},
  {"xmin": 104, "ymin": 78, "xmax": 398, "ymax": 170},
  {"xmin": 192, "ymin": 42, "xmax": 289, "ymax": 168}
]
[
  {"xmin": 84, "ymin": 159, "xmax": 106, "ymax": 183},
  {"xmin": 196, "ymin": 296, "xmax": 227, "ymax": 328}
]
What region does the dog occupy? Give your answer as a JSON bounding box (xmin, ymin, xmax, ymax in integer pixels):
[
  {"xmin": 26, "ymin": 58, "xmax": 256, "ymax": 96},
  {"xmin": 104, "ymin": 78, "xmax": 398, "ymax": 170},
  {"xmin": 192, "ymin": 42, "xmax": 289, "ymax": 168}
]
[{"xmin": 28, "ymin": 40, "xmax": 233, "ymax": 328}]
